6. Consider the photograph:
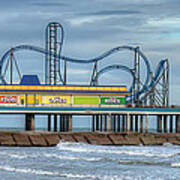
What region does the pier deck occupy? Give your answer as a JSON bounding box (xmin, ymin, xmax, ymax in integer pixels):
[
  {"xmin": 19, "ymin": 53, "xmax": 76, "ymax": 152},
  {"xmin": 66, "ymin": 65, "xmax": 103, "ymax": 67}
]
[{"xmin": 0, "ymin": 106, "xmax": 180, "ymax": 115}]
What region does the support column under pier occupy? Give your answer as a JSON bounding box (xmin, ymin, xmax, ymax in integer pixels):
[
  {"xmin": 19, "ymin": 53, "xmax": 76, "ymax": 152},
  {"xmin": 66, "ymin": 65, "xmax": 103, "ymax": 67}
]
[
  {"xmin": 140, "ymin": 115, "xmax": 143, "ymax": 133},
  {"xmin": 122, "ymin": 115, "xmax": 125, "ymax": 132},
  {"xmin": 69, "ymin": 115, "xmax": 72, "ymax": 132},
  {"xmin": 176, "ymin": 115, "xmax": 180, "ymax": 133},
  {"xmin": 157, "ymin": 115, "xmax": 162, "ymax": 133},
  {"xmin": 104, "ymin": 115, "xmax": 107, "ymax": 132},
  {"xmin": 164, "ymin": 115, "xmax": 167, "ymax": 133},
  {"xmin": 65, "ymin": 115, "xmax": 70, "ymax": 132},
  {"xmin": 100, "ymin": 115, "xmax": 103, "ymax": 132},
  {"xmin": 108, "ymin": 114, "xmax": 111, "ymax": 132},
  {"xmin": 92, "ymin": 115, "xmax": 95, "ymax": 132},
  {"xmin": 126, "ymin": 114, "xmax": 130, "ymax": 133},
  {"xmin": 59, "ymin": 115, "xmax": 70, "ymax": 132},
  {"xmin": 117, "ymin": 115, "xmax": 120, "ymax": 132},
  {"xmin": 135, "ymin": 115, "xmax": 138, "ymax": 132},
  {"xmin": 170, "ymin": 115, "xmax": 173, "ymax": 133},
  {"xmin": 25, "ymin": 113, "xmax": 35, "ymax": 131},
  {"xmin": 113, "ymin": 115, "xmax": 116, "ymax": 132},
  {"xmin": 130, "ymin": 115, "xmax": 133, "ymax": 132},
  {"xmin": 48, "ymin": 114, "xmax": 51, "ymax": 131},
  {"xmin": 96, "ymin": 115, "xmax": 99, "ymax": 131},
  {"xmin": 145, "ymin": 115, "xmax": 148, "ymax": 133},
  {"xmin": 60, "ymin": 115, "xmax": 63, "ymax": 132},
  {"xmin": 54, "ymin": 114, "xmax": 57, "ymax": 132}
]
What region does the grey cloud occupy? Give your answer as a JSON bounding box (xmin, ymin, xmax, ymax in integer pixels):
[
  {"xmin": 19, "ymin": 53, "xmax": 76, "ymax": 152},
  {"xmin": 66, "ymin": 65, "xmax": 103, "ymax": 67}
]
[
  {"xmin": 78, "ymin": 10, "xmax": 142, "ymax": 16},
  {"xmin": 31, "ymin": 2, "xmax": 68, "ymax": 7}
]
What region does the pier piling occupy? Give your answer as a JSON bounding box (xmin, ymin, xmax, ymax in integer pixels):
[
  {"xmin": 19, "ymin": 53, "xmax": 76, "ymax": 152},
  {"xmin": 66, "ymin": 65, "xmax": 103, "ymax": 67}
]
[
  {"xmin": 135, "ymin": 115, "xmax": 138, "ymax": 132},
  {"xmin": 54, "ymin": 115, "xmax": 57, "ymax": 132},
  {"xmin": 48, "ymin": 114, "xmax": 51, "ymax": 131},
  {"xmin": 170, "ymin": 115, "xmax": 173, "ymax": 133},
  {"xmin": 176, "ymin": 115, "xmax": 180, "ymax": 133},
  {"xmin": 96, "ymin": 115, "xmax": 99, "ymax": 131},
  {"xmin": 104, "ymin": 115, "xmax": 107, "ymax": 132},
  {"xmin": 127, "ymin": 114, "xmax": 130, "ymax": 133},
  {"xmin": 145, "ymin": 115, "xmax": 148, "ymax": 133},
  {"xmin": 117, "ymin": 115, "xmax": 120, "ymax": 132},
  {"xmin": 130, "ymin": 115, "xmax": 133, "ymax": 132},
  {"xmin": 122, "ymin": 115, "xmax": 125, "ymax": 132},
  {"xmin": 69, "ymin": 115, "xmax": 72, "ymax": 131},
  {"xmin": 164, "ymin": 115, "xmax": 167, "ymax": 133},
  {"xmin": 157, "ymin": 115, "xmax": 162, "ymax": 133},
  {"xmin": 100, "ymin": 115, "xmax": 103, "ymax": 131},
  {"xmin": 140, "ymin": 115, "xmax": 143, "ymax": 133},
  {"xmin": 108, "ymin": 114, "xmax": 111, "ymax": 132},
  {"xmin": 25, "ymin": 113, "xmax": 35, "ymax": 131}
]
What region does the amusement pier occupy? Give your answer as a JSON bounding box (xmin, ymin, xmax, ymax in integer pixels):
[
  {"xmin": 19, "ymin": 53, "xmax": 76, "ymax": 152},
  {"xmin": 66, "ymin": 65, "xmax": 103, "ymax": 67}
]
[{"xmin": 0, "ymin": 22, "xmax": 179, "ymax": 146}]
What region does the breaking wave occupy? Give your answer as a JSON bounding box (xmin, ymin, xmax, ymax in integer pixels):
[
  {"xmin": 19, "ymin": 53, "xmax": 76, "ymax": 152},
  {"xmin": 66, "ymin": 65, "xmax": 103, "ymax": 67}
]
[{"xmin": 57, "ymin": 141, "xmax": 180, "ymax": 158}]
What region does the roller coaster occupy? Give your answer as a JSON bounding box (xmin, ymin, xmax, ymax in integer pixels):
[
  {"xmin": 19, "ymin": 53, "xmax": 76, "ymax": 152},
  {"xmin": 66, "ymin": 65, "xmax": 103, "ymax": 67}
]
[{"xmin": 0, "ymin": 22, "xmax": 169, "ymax": 107}]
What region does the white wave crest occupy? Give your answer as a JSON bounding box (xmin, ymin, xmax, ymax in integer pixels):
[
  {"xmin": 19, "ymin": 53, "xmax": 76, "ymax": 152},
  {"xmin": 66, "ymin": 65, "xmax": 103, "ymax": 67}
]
[
  {"xmin": 0, "ymin": 165, "xmax": 139, "ymax": 179},
  {"xmin": 44, "ymin": 153, "xmax": 102, "ymax": 162},
  {"xmin": 171, "ymin": 163, "xmax": 180, "ymax": 168},
  {"xmin": 57, "ymin": 141, "xmax": 179, "ymax": 158},
  {"xmin": 0, "ymin": 151, "xmax": 27, "ymax": 159}
]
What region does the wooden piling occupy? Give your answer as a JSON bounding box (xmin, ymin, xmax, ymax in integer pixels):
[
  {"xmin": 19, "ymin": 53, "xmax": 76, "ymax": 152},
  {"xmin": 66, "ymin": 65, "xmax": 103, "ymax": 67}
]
[
  {"xmin": 104, "ymin": 115, "xmax": 107, "ymax": 132},
  {"xmin": 122, "ymin": 115, "xmax": 125, "ymax": 132},
  {"xmin": 65, "ymin": 115, "xmax": 69, "ymax": 132},
  {"xmin": 108, "ymin": 114, "xmax": 111, "ymax": 132},
  {"xmin": 100, "ymin": 115, "xmax": 103, "ymax": 131},
  {"xmin": 96, "ymin": 115, "xmax": 99, "ymax": 131},
  {"xmin": 140, "ymin": 115, "xmax": 143, "ymax": 133},
  {"xmin": 117, "ymin": 115, "xmax": 120, "ymax": 132},
  {"xmin": 92, "ymin": 115, "xmax": 95, "ymax": 132},
  {"xmin": 127, "ymin": 113, "xmax": 130, "ymax": 133},
  {"xmin": 113, "ymin": 115, "xmax": 116, "ymax": 132},
  {"xmin": 60, "ymin": 115, "xmax": 63, "ymax": 132},
  {"xmin": 130, "ymin": 114, "xmax": 133, "ymax": 132},
  {"xmin": 157, "ymin": 115, "xmax": 162, "ymax": 133},
  {"xmin": 170, "ymin": 115, "xmax": 173, "ymax": 133},
  {"xmin": 48, "ymin": 114, "xmax": 51, "ymax": 131},
  {"xmin": 54, "ymin": 114, "xmax": 57, "ymax": 132},
  {"xmin": 164, "ymin": 115, "xmax": 167, "ymax": 133},
  {"xmin": 145, "ymin": 114, "xmax": 148, "ymax": 133},
  {"xmin": 63, "ymin": 115, "xmax": 66, "ymax": 132},
  {"xmin": 176, "ymin": 115, "xmax": 180, "ymax": 133},
  {"xmin": 25, "ymin": 113, "xmax": 35, "ymax": 131},
  {"xmin": 135, "ymin": 115, "xmax": 138, "ymax": 132},
  {"xmin": 69, "ymin": 115, "xmax": 72, "ymax": 132}
]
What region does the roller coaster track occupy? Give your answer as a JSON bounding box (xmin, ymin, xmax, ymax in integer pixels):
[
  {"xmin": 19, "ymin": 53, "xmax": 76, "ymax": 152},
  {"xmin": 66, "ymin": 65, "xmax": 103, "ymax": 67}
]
[
  {"xmin": 91, "ymin": 64, "xmax": 135, "ymax": 91},
  {"xmin": 0, "ymin": 44, "xmax": 167, "ymax": 103},
  {"xmin": 0, "ymin": 45, "xmax": 150, "ymax": 83}
]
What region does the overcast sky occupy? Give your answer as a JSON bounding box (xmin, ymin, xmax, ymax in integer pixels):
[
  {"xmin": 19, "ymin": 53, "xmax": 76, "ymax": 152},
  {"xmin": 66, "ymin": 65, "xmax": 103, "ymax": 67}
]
[{"xmin": 0, "ymin": 0, "xmax": 180, "ymax": 104}]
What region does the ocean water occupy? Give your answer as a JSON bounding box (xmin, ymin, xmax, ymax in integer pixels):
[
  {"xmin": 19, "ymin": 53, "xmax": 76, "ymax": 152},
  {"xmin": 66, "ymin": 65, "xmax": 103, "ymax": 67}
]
[{"xmin": 0, "ymin": 142, "xmax": 179, "ymax": 180}]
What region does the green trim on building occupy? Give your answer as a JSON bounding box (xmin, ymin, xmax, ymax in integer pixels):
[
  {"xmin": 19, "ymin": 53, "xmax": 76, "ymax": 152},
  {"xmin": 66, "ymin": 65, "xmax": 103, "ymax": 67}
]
[
  {"xmin": 100, "ymin": 97, "xmax": 126, "ymax": 105},
  {"xmin": 73, "ymin": 96, "xmax": 99, "ymax": 105}
]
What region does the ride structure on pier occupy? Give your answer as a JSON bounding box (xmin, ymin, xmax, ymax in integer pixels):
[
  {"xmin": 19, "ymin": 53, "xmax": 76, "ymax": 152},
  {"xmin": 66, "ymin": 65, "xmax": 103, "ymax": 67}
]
[{"xmin": 0, "ymin": 21, "xmax": 178, "ymax": 133}]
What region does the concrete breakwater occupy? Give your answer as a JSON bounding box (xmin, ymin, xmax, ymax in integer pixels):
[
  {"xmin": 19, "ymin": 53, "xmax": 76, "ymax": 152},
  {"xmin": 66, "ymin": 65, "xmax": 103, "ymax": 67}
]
[{"xmin": 0, "ymin": 131, "xmax": 179, "ymax": 147}]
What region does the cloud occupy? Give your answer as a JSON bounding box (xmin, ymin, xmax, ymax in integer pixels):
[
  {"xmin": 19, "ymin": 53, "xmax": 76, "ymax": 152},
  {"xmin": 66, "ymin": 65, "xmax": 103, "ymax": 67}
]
[
  {"xmin": 31, "ymin": 2, "xmax": 68, "ymax": 7},
  {"xmin": 68, "ymin": 16, "xmax": 113, "ymax": 26},
  {"xmin": 68, "ymin": 9, "xmax": 142, "ymax": 26},
  {"xmin": 79, "ymin": 10, "xmax": 141, "ymax": 16}
]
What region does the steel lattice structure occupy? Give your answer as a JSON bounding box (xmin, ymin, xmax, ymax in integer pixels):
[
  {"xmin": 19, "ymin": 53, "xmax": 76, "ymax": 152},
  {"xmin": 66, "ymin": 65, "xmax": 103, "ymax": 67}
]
[{"xmin": 0, "ymin": 22, "xmax": 169, "ymax": 107}]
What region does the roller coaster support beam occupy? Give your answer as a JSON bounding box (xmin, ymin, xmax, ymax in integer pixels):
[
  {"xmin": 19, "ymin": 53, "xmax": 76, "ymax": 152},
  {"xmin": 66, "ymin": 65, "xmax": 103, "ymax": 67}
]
[
  {"xmin": 90, "ymin": 61, "xmax": 98, "ymax": 85},
  {"xmin": 45, "ymin": 22, "xmax": 64, "ymax": 85},
  {"xmin": 133, "ymin": 46, "xmax": 141, "ymax": 105},
  {"xmin": 10, "ymin": 49, "xmax": 13, "ymax": 84},
  {"xmin": 64, "ymin": 60, "xmax": 67, "ymax": 85}
]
